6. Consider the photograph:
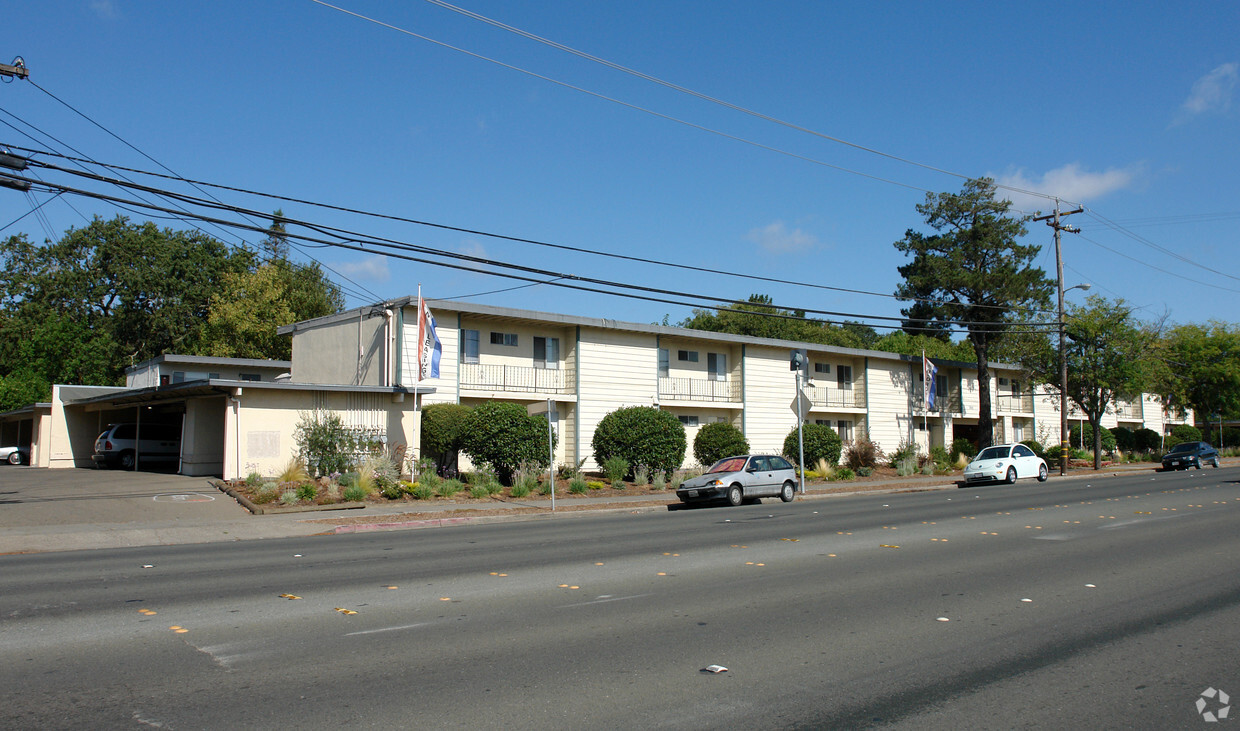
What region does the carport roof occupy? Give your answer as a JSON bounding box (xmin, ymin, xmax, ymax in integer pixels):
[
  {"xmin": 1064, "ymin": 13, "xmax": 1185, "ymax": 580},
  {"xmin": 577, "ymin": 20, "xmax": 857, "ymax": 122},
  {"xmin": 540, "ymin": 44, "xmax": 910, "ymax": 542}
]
[
  {"xmin": 62, "ymin": 379, "xmax": 434, "ymax": 408},
  {"xmin": 0, "ymin": 403, "xmax": 50, "ymax": 419}
]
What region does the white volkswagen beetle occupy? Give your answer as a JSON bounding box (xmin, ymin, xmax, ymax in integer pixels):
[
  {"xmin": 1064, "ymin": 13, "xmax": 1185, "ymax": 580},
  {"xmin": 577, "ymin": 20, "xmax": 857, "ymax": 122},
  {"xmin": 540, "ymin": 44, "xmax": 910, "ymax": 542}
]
[{"xmin": 963, "ymin": 443, "xmax": 1048, "ymax": 485}]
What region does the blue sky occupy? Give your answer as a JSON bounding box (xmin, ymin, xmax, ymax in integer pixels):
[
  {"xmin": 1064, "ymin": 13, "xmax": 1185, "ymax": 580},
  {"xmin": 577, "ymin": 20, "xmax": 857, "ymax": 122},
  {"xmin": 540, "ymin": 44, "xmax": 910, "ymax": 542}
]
[{"xmin": 4, "ymin": 1, "xmax": 1238, "ymax": 334}]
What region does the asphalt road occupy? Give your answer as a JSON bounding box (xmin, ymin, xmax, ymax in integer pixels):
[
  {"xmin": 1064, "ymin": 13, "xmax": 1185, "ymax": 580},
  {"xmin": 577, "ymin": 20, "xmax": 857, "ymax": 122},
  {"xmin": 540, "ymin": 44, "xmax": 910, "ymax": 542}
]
[{"xmin": 2, "ymin": 467, "xmax": 1238, "ymax": 729}]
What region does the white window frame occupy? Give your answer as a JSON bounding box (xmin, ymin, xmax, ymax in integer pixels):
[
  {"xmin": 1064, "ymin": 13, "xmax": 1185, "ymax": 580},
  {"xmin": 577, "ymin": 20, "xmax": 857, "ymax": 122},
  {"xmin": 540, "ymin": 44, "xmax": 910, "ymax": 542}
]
[{"xmin": 462, "ymin": 329, "xmax": 480, "ymax": 364}]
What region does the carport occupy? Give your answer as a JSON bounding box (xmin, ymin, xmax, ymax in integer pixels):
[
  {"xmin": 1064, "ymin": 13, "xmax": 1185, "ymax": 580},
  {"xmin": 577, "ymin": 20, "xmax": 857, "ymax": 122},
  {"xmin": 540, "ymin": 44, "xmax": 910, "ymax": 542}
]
[{"xmin": 0, "ymin": 402, "xmax": 49, "ymax": 464}]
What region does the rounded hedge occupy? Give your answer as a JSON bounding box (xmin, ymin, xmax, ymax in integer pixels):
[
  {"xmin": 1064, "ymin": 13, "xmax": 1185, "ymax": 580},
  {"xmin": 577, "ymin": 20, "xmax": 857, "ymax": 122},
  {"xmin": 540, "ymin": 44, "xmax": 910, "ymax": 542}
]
[
  {"xmin": 783, "ymin": 423, "xmax": 842, "ymax": 467},
  {"xmin": 1169, "ymin": 423, "xmax": 1203, "ymax": 445},
  {"xmin": 420, "ymin": 402, "xmax": 473, "ymax": 473},
  {"xmin": 1069, "ymin": 423, "xmax": 1116, "ymax": 453},
  {"xmin": 1134, "ymin": 427, "xmax": 1161, "ymax": 452},
  {"xmin": 592, "ymin": 406, "xmax": 686, "ymax": 475},
  {"xmin": 460, "ymin": 401, "xmax": 555, "ymax": 485},
  {"xmin": 693, "ymin": 422, "xmax": 749, "ymax": 467},
  {"xmin": 1111, "ymin": 426, "xmax": 1135, "ymax": 452}
]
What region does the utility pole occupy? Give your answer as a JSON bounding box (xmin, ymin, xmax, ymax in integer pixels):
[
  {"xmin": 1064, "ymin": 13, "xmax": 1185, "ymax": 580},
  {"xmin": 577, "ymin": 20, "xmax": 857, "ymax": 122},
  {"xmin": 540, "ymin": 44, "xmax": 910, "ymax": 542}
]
[
  {"xmin": 1033, "ymin": 200, "xmax": 1083, "ymax": 476},
  {"xmin": 0, "ymin": 57, "xmax": 29, "ymax": 80}
]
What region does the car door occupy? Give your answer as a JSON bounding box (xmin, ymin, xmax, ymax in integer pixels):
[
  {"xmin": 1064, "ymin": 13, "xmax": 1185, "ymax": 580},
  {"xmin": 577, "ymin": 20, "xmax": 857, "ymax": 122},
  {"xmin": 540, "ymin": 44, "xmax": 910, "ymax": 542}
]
[
  {"xmin": 747, "ymin": 456, "xmax": 776, "ymax": 496},
  {"xmin": 1011, "ymin": 444, "xmax": 1036, "ymax": 478}
]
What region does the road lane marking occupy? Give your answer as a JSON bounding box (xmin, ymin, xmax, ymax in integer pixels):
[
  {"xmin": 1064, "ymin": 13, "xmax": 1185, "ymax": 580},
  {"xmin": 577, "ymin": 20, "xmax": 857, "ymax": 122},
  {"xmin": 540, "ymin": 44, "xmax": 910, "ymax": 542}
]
[
  {"xmin": 346, "ymin": 623, "xmax": 428, "ymax": 636},
  {"xmin": 558, "ymin": 593, "xmax": 652, "ymax": 609}
]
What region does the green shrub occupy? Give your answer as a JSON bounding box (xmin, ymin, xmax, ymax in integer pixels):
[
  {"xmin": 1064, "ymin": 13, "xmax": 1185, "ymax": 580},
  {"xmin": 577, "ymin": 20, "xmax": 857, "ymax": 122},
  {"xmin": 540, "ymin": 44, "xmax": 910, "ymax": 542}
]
[
  {"xmin": 611, "ymin": 479, "xmax": 625, "ymax": 490},
  {"xmin": 339, "ymin": 471, "xmax": 360, "ymax": 488},
  {"xmin": 245, "ymin": 471, "xmax": 264, "ymax": 487},
  {"xmin": 693, "ymin": 422, "xmax": 749, "ymax": 467},
  {"xmin": 470, "ymin": 485, "xmax": 490, "ymax": 499},
  {"xmin": 856, "ymin": 466, "xmax": 874, "ymax": 477},
  {"xmin": 950, "ymin": 438, "xmax": 977, "ymax": 460},
  {"xmin": 253, "ymin": 483, "xmax": 279, "ymax": 504},
  {"xmin": 592, "ymin": 406, "xmax": 686, "ymax": 476},
  {"xmin": 1111, "ymin": 427, "xmax": 1135, "ymax": 452},
  {"xmin": 342, "ymin": 484, "xmax": 366, "ymax": 502},
  {"xmin": 783, "ymin": 423, "xmax": 842, "ymax": 467},
  {"xmin": 420, "ymin": 402, "xmax": 473, "ymax": 476},
  {"xmin": 1170, "ymin": 423, "xmax": 1203, "ymax": 445},
  {"xmin": 1134, "ymin": 428, "xmax": 1161, "ymax": 452},
  {"xmin": 586, "ymin": 480, "xmax": 605, "ymax": 490},
  {"xmin": 1069, "ymin": 424, "xmax": 1116, "ymax": 453},
  {"xmin": 382, "ymin": 483, "xmax": 402, "ymax": 500},
  {"xmin": 602, "ymin": 456, "xmax": 630, "ymax": 483},
  {"xmin": 412, "ymin": 484, "xmax": 434, "ymax": 500},
  {"xmin": 437, "ymin": 479, "xmax": 463, "ymax": 498},
  {"xmin": 844, "ymin": 438, "xmax": 882, "ymax": 470},
  {"xmin": 295, "ymin": 483, "xmax": 317, "ymax": 502},
  {"xmin": 650, "ymin": 470, "xmax": 666, "ymax": 491},
  {"xmin": 1019, "ymin": 439, "xmax": 1044, "ymax": 459},
  {"xmin": 509, "ymin": 481, "xmax": 531, "ymax": 498},
  {"xmin": 569, "ymin": 477, "xmax": 588, "ymax": 494},
  {"xmin": 460, "ymin": 402, "xmax": 555, "ymax": 485},
  {"xmin": 896, "ymin": 457, "xmax": 916, "ymax": 477},
  {"xmin": 831, "ymin": 467, "xmax": 856, "ymax": 481},
  {"xmin": 280, "ymin": 489, "xmax": 299, "ymax": 505},
  {"xmin": 294, "ymin": 411, "xmax": 355, "ymax": 477},
  {"xmin": 929, "ymin": 446, "xmax": 950, "ymax": 469},
  {"xmin": 1045, "ymin": 444, "xmax": 1063, "ymax": 462},
  {"xmin": 887, "ymin": 440, "xmax": 918, "ymax": 468}
]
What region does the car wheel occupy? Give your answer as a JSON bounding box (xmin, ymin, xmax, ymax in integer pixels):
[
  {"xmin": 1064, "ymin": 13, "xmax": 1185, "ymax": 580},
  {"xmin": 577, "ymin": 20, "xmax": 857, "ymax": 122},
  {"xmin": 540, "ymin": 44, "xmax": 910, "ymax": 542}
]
[
  {"xmin": 1005, "ymin": 467, "xmax": 1017, "ymax": 484},
  {"xmin": 1194, "ymin": 461, "xmax": 1202, "ymax": 470},
  {"xmin": 1037, "ymin": 464, "xmax": 1048, "ymax": 482},
  {"xmin": 7, "ymin": 451, "xmax": 20, "ymax": 465},
  {"xmin": 726, "ymin": 485, "xmax": 743, "ymax": 507},
  {"xmin": 1213, "ymin": 458, "xmax": 1220, "ymax": 468},
  {"xmin": 780, "ymin": 481, "xmax": 795, "ymax": 502},
  {"xmin": 119, "ymin": 450, "xmax": 136, "ymax": 470}
]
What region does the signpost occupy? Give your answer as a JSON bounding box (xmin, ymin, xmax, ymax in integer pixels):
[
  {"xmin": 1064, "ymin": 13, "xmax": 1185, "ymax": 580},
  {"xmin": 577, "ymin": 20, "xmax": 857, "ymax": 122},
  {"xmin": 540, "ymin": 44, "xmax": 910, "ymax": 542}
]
[{"xmin": 791, "ymin": 349, "xmax": 808, "ymax": 494}]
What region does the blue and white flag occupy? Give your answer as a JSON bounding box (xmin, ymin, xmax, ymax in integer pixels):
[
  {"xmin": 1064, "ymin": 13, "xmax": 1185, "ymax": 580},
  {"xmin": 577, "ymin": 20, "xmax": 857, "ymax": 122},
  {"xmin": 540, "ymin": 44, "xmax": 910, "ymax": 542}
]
[
  {"xmin": 418, "ymin": 296, "xmax": 441, "ymax": 380},
  {"xmin": 923, "ymin": 354, "xmax": 938, "ymax": 410}
]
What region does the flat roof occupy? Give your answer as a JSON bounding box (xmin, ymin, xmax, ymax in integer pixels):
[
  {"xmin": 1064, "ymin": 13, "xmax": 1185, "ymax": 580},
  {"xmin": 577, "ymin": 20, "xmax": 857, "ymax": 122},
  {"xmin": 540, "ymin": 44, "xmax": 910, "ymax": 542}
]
[
  {"xmin": 62, "ymin": 379, "xmax": 434, "ymax": 408},
  {"xmin": 124, "ymin": 354, "xmax": 291, "ymax": 374}
]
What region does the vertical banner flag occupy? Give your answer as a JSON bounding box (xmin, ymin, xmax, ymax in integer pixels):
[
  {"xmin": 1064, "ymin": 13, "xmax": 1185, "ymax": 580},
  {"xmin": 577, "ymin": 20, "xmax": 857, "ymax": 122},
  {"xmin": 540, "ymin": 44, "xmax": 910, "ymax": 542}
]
[
  {"xmin": 417, "ymin": 295, "xmax": 442, "ymax": 381},
  {"xmin": 923, "ymin": 354, "xmax": 938, "ymax": 410}
]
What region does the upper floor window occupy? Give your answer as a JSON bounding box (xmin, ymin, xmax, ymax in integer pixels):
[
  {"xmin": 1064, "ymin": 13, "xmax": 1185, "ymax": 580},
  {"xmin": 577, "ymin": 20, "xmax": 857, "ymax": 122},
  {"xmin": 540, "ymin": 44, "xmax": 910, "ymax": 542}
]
[
  {"xmin": 490, "ymin": 332, "xmax": 518, "ymax": 347},
  {"xmin": 707, "ymin": 353, "xmax": 727, "ymax": 381},
  {"xmin": 462, "ymin": 329, "xmax": 480, "ymax": 364},
  {"xmin": 658, "ymin": 348, "xmax": 670, "ymax": 377},
  {"xmin": 239, "ymin": 373, "xmax": 261, "ymax": 382},
  {"xmin": 678, "ymin": 350, "xmax": 698, "ymax": 363},
  {"xmin": 837, "ymin": 365, "xmax": 853, "ymax": 390},
  {"xmin": 534, "ymin": 336, "xmax": 560, "ymax": 370},
  {"xmin": 814, "ymin": 362, "xmax": 830, "ymax": 374}
]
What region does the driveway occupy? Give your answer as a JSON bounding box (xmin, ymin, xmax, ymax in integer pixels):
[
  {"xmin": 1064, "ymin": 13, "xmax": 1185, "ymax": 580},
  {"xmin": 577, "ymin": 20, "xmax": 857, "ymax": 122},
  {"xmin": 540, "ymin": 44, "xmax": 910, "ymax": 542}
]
[{"xmin": 0, "ymin": 466, "xmax": 322, "ymax": 554}]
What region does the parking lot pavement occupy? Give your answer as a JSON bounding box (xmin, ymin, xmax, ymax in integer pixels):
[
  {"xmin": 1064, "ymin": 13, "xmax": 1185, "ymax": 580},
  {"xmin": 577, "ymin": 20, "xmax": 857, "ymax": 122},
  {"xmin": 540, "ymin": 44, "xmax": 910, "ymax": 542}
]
[{"xmin": 0, "ymin": 466, "xmax": 327, "ymax": 554}]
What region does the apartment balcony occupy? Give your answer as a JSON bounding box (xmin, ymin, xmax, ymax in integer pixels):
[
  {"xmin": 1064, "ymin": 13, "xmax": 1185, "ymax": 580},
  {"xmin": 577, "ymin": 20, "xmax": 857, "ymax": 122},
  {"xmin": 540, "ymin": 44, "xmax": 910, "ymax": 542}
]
[
  {"xmin": 1113, "ymin": 401, "xmax": 1142, "ymax": 420},
  {"xmin": 806, "ymin": 384, "xmax": 866, "ymax": 410},
  {"xmin": 995, "ymin": 393, "xmax": 1034, "ymax": 413},
  {"xmin": 460, "ymin": 363, "xmax": 570, "ymax": 394},
  {"xmin": 658, "ymin": 376, "xmax": 741, "ymax": 403},
  {"xmin": 914, "ymin": 392, "xmax": 961, "ymax": 415}
]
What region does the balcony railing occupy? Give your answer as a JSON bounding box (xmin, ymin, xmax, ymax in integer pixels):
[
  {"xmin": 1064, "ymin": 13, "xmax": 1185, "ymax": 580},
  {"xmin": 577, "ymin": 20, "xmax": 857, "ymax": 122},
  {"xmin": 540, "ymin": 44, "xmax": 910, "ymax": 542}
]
[
  {"xmin": 914, "ymin": 391, "xmax": 961, "ymax": 415},
  {"xmin": 1113, "ymin": 402, "xmax": 1142, "ymax": 419},
  {"xmin": 806, "ymin": 384, "xmax": 866, "ymax": 410},
  {"xmin": 460, "ymin": 363, "xmax": 569, "ymax": 393},
  {"xmin": 658, "ymin": 376, "xmax": 741, "ymax": 403},
  {"xmin": 995, "ymin": 393, "xmax": 1034, "ymax": 413}
]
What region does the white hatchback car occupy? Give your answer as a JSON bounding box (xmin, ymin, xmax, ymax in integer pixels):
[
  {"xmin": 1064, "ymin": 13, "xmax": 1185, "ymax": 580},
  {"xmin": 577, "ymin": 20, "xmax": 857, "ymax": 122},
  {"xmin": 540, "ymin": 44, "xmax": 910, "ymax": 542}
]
[{"xmin": 963, "ymin": 443, "xmax": 1048, "ymax": 485}]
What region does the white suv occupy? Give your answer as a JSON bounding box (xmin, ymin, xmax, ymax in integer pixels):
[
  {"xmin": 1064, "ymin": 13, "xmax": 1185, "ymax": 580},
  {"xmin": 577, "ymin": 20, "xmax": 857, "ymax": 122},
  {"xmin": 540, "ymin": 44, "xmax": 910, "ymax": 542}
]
[{"xmin": 91, "ymin": 423, "xmax": 181, "ymax": 470}]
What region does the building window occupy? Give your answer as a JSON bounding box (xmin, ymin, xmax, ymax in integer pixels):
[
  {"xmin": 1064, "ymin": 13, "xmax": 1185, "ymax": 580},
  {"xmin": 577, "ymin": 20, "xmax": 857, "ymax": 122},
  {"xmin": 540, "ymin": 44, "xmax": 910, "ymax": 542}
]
[
  {"xmin": 837, "ymin": 365, "xmax": 853, "ymax": 390},
  {"xmin": 490, "ymin": 332, "xmax": 518, "ymax": 347},
  {"xmin": 935, "ymin": 374, "xmax": 948, "ymax": 398},
  {"xmin": 678, "ymin": 415, "xmax": 699, "ymax": 427},
  {"xmin": 239, "ymin": 373, "xmax": 261, "ymax": 382},
  {"xmin": 534, "ymin": 337, "xmax": 560, "ymax": 370},
  {"xmin": 462, "ymin": 329, "xmax": 480, "ymax": 364},
  {"xmin": 658, "ymin": 348, "xmax": 670, "ymax": 377},
  {"xmin": 678, "ymin": 350, "xmax": 698, "ymax": 363},
  {"xmin": 715, "ymin": 415, "xmax": 729, "ymax": 424},
  {"xmin": 707, "ymin": 353, "xmax": 727, "ymax": 381},
  {"xmin": 172, "ymin": 371, "xmax": 185, "ymax": 384},
  {"xmin": 814, "ymin": 363, "xmax": 830, "ymax": 374},
  {"xmin": 837, "ymin": 420, "xmax": 853, "ymax": 441}
]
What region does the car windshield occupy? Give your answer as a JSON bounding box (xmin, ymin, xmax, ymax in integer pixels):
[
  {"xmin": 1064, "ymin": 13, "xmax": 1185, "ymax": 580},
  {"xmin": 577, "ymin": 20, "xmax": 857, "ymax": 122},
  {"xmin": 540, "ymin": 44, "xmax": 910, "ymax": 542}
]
[
  {"xmin": 707, "ymin": 457, "xmax": 747, "ymax": 474},
  {"xmin": 1169, "ymin": 442, "xmax": 1198, "ymax": 454},
  {"xmin": 976, "ymin": 447, "xmax": 1010, "ymax": 461}
]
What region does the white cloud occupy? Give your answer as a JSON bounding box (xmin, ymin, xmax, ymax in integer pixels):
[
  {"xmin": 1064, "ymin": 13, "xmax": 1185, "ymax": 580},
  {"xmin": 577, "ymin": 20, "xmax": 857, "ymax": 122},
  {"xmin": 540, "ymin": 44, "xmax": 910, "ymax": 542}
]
[
  {"xmin": 89, "ymin": 1, "xmax": 117, "ymax": 18},
  {"xmin": 994, "ymin": 162, "xmax": 1144, "ymax": 212},
  {"xmin": 336, "ymin": 254, "xmax": 390, "ymax": 281},
  {"xmin": 1176, "ymin": 62, "xmax": 1238, "ymax": 121},
  {"xmin": 746, "ymin": 220, "xmax": 819, "ymax": 253}
]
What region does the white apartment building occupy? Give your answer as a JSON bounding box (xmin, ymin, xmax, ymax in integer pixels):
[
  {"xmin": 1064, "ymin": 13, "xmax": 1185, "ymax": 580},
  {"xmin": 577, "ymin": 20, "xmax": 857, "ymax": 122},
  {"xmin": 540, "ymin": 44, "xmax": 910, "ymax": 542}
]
[{"xmin": 281, "ymin": 299, "xmax": 1191, "ymax": 470}]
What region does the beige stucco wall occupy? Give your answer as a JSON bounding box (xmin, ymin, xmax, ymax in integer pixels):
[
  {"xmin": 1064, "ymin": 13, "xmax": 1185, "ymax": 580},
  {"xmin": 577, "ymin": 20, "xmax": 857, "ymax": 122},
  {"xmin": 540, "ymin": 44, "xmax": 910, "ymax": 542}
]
[
  {"xmin": 291, "ymin": 313, "xmax": 388, "ymax": 386},
  {"xmin": 740, "ymin": 345, "xmax": 800, "ymax": 459},
  {"xmin": 577, "ymin": 327, "xmax": 659, "ymax": 471}
]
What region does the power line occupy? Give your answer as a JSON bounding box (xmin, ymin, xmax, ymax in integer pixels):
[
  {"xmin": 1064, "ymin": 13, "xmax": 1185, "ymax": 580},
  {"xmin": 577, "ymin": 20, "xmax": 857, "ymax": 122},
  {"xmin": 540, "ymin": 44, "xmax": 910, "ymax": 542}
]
[
  {"xmin": 1083, "ymin": 208, "xmax": 1240, "ymax": 283},
  {"xmin": 16, "ymin": 145, "xmax": 1056, "ymax": 316}
]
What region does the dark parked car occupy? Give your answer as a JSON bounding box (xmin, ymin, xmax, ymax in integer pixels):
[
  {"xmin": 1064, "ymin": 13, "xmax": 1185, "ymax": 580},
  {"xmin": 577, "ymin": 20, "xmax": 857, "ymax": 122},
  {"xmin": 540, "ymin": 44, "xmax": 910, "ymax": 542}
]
[
  {"xmin": 677, "ymin": 454, "xmax": 798, "ymax": 506},
  {"xmin": 1161, "ymin": 441, "xmax": 1220, "ymax": 470}
]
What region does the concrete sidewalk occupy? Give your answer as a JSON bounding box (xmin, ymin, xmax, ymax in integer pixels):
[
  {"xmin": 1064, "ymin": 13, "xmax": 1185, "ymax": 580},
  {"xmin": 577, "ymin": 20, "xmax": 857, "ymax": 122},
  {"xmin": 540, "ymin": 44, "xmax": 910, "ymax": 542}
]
[{"xmin": 0, "ymin": 460, "xmax": 1164, "ymax": 555}]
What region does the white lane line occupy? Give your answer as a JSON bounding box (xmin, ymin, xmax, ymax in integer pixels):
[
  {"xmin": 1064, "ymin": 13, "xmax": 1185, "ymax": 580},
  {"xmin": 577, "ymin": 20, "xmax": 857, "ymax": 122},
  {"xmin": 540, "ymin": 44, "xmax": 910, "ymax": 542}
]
[
  {"xmin": 345, "ymin": 623, "xmax": 428, "ymax": 636},
  {"xmin": 558, "ymin": 593, "xmax": 652, "ymax": 609}
]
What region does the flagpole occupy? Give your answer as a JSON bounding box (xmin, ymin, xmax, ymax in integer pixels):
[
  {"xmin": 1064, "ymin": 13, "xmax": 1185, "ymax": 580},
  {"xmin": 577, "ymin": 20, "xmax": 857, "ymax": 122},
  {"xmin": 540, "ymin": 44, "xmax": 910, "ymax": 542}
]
[{"xmin": 922, "ymin": 350, "xmax": 927, "ymax": 438}]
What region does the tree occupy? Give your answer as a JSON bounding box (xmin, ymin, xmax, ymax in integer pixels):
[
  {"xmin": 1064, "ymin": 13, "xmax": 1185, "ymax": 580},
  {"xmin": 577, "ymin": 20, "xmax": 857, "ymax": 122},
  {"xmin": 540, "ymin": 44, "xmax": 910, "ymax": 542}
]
[
  {"xmin": 681, "ymin": 294, "xmax": 878, "ymax": 349},
  {"xmin": 1022, "ymin": 297, "xmax": 1154, "ymax": 469},
  {"xmin": 1157, "ymin": 322, "xmax": 1240, "ymax": 435},
  {"xmin": 419, "ymin": 403, "xmax": 473, "ymax": 475},
  {"xmin": 893, "ymin": 178, "xmax": 1053, "ymax": 448}
]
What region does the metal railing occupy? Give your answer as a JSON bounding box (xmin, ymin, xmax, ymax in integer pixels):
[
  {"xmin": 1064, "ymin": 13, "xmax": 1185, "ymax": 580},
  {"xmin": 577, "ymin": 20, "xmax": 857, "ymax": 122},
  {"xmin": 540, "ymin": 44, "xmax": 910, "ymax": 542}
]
[
  {"xmin": 658, "ymin": 376, "xmax": 741, "ymax": 403},
  {"xmin": 995, "ymin": 393, "xmax": 1034, "ymax": 413},
  {"xmin": 913, "ymin": 391, "xmax": 961, "ymax": 414},
  {"xmin": 460, "ymin": 363, "xmax": 569, "ymax": 393},
  {"xmin": 806, "ymin": 384, "xmax": 866, "ymax": 409},
  {"xmin": 1112, "ymin": 401, "xmax": 1142, "ymax": 419}
]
